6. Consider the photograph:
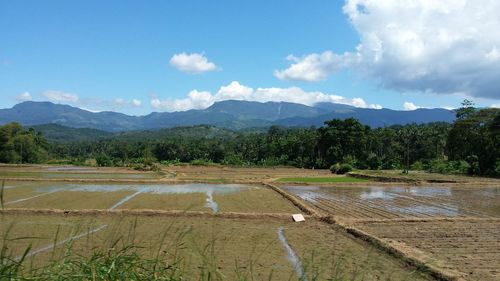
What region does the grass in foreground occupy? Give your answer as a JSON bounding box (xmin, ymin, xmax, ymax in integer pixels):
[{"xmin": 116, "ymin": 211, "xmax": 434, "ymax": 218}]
[
  {"xmin": 276, "ymin": 177, "xmax": 369, "ymax": 183},
  {"xmin": 0, "ymin": 215, "xmax": 430, "ymax": 281}
]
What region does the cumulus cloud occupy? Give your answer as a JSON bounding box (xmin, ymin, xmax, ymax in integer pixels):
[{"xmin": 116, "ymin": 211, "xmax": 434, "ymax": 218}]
[
  {"xmin": 43, "ymin": 90, "xmax": 79, "ymax": 103},
  {"xmin": 150, "ymin": 81, "xmax": 382, "ymax": 112},
  {"xmin": 491, "ymin": 104, "xmax": 500, "ymax": 109},
  {"xmin": 274, "ymin": 52, "xmax": 345, "ymax": 81},
  {"xmin": 16, "ymin": 92, "xmax": 32, "ymax": 102},
  {"xmin": 113, "ymin": 98, "xmax": 128, "ymax": 108},
  {"xmin": 403, "ymin": 101, "xmax": 420, "ymax": 111},
  {"xmin": 151, "ymin": 90, "xmax": 214, "ymax": 111},
  {"xmin": 276, "ymin": 0, "xmax": 500, "ymax": 99},
  {"xmin": 112, "ymin": 98, "xmax": 143, "ymax": 109},
  {"xmin": 132, "ymin": 99, "xmax": 142, "ymax": 107},
  {"xmin": 170, "ymin": 52, "xmax": 218, "ymax": 73}
]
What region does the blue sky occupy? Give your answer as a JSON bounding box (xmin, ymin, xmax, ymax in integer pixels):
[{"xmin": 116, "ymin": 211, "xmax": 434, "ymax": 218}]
[{"xmin": 1, "ymin": 0, "xmax": 499, "ymax": 115}]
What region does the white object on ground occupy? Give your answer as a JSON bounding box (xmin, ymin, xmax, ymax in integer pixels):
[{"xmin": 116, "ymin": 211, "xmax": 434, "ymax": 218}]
[{"xmin": 292, "ymin": 214, "xmax": 305, "ymax": 222}]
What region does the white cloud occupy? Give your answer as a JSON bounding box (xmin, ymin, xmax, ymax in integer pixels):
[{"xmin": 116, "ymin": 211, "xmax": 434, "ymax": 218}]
[
  {"xmin": 276, "ymin": 0, "xmax": 500, "ymax": 99},
  {"xmin": 491, "ymin": 103, "xmax": 500, "ymax": 108},
  {"xmin": 110, "ymin": 98, "xmax": 143, "ymax": 109},
  {"xmin": 151, "ymin": 90, "xmax": 214, "ymax": 111},
  {"xmin": 16, "ymin": 92, "xmax": 32, "ymax": 102},
  {"xmin": 403, "ymin": 101, "xmax": 420, "ymax": 111},
  {"xmin": 43, "ymin": 90, "xmax": 79, "ymax": 103},
  {"xmin": 151, "ymin": 81, "xmax": 382, "ymax": 112},
  {"xmin": 132, "ymin": 99, "xmax": 142, "ymax": 107},
  {"xmin": 216, "ymin": 81, "xmax": 254, "ymax": 100},
  {"xmin": 113, "ymin": 98, "xmax": 127, "ymax": 108},
  {"xmin": 274, "ymin": 52, "xmax": 345, "ymax": 82},
  {"xmin": 170, "ymin": 52, "xmax": 218, "ymax": 73}
]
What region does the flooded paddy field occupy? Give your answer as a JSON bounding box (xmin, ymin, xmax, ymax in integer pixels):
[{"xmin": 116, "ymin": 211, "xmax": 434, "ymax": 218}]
[
  {"xmin": 0, "ymin": 214, "xmax": 432, "ymax": 280},
  {"xmin": 353, "ymin": 219, "xmax": 500, "ymax": 281},
  {"xmin": 283, "ymin": 185, "xmax": 500, "ymax": 219},
  {"xmin": 2, "ymin": 182, "xmax": 299, "ymax": 213},
  {"xmin": 280, "ymin": 184, "xmax": 500, "ymax": 280},
  {"xmin": 3, "ymin": 164, "xmax": 500, "ymax": 280}
]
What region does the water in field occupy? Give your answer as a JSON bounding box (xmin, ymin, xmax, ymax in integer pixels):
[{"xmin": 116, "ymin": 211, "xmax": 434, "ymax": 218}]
[
  {"xmin": 5, "ymin": 183, "xmax": 251, "ymax": 213},
  {"xmin": 38, "ymin": 183, "xmax": 248, "ymax": 194},
  {"xmin": 284, "ymin": 185, "xmax": 500, "ymax": 218}
]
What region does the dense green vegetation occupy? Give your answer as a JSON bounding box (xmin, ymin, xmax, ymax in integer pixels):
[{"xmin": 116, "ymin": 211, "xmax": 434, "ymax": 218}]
[
  {"xmin": 1, "ymin": 101, "xmax": 498, "ymax": 176},
  {"xmin": 0, "ymin": 122, "xmax": 48, "ymax": 164}
]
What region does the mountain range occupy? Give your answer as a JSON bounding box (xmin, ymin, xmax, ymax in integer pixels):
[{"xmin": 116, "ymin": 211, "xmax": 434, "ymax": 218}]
[{"xmin": 0, "ymin": 100, "xmax": 455, "ymax": 132}]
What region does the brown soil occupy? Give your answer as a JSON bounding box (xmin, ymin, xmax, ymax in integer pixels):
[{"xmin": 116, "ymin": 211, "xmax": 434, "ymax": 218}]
[
  {"xmin": 353, "ymin": 219, "xmax": 500, "ymax": 281},
  {"xmin": 214, "ymin": 187, "xmax": 299, "ymax": 213},
  {"xmin": 6, "ymin": 190, "xmax": 135, "ymax": 209},
  {"xmin": 0, "ymin": 214, "xmax": 432, "ymax": 281}
]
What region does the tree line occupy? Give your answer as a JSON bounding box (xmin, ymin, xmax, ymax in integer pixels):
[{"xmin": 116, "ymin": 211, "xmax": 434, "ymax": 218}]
[{"xmin": 1, "ymin": 101, "xmax": 499, "ymax": 176}]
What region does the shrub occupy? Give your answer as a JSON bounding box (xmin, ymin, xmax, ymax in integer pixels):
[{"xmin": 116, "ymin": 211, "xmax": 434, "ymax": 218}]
[
  {"xmin": 366, "ymin": 152, "xmax": 381, "ymax": 170},
  {"xmin": 494, "ymin": 161, "xmax": 500, "ymax": 177},
  {"xmin": 411, "ymin": 161, "xmax": 424, "ymax": 171},
  {"xmin": 95, "ymin": 154, "xmax": 113, "ymax": 167},
  {"xmin": 190, "ymin": 159, "xmax": 215, "ymax": 166},
  {"xmin": 222, "ymin": 154, "xmax": 246, "ymax": 166},
  {"xmin": 329, "ymin": 163, "xmax": 340, "ymax": 174},
  {"xmin": 427, "ymin": 159, "xmax": 470, "ymax": 174},
  {"xmin": 337, "ymin": 163, "xmax": 353, "ymax": 174},
  {"xmin": 330, "ymin": 163, "xmax": 352, "ymax": 174},
  {"xmin": 453, "ymin": 160, "xmax": 470, "ymax": 174}
]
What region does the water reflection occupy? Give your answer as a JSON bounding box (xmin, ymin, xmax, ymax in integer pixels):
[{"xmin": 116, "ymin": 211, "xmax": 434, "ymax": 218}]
[
  {"xmin": 284, "ymin": 185, "xmax": 500, "ymax": 218},
  {"xmin": 36, "ymin": 183, "xmax": 250, "ymax": 214}
]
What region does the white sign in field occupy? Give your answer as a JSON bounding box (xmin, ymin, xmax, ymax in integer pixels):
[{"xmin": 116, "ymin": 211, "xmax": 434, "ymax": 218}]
[{"xmin": 292, "ymin": 214, "xmax": 305, "ymax": 222}]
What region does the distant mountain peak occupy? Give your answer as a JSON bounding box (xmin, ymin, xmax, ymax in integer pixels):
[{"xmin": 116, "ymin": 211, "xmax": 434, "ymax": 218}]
[{"xmin": 0, "ymin": 100, "xmax": 455, "ymax": 131}]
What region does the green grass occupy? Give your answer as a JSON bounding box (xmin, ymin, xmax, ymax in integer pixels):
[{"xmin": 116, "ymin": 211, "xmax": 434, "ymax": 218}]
[{"xmin": 276, "ymin": 176, "xmax": 369, "ymax": 183}]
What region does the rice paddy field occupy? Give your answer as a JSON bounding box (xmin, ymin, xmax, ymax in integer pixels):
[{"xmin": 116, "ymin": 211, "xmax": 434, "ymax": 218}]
[
  {"xmin": 0, "ymin": 214, "xmax": 431, "ymax": 280},
  {"xmin": 281, "ymin": 184, "xmax": 500, "ymax": 280},
  {"xmin": 1, "ymin": 164, "xmax": 500, "ymax": 280},
  {"xmin": 3, "ymin": 182, "xmax": 299, "ymax": 213},
  {"xmin": 282, "ymin": 185, "xmax": 500, "ymax": 219},
  {"xmin": 0, "ymin": 165, "xmax": 161, "ymax": 180}
]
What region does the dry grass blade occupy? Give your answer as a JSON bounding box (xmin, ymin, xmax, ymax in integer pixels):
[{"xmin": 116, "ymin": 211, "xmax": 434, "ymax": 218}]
[{"xmin": 0, "ymin": 180, "xmax": 5, "ymax": 210}]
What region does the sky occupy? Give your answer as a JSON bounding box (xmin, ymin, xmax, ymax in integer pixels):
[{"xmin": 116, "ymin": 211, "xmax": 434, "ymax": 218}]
[{"xmin": 1, "ymin": 0, "xmax": 500, "ymax": 115}]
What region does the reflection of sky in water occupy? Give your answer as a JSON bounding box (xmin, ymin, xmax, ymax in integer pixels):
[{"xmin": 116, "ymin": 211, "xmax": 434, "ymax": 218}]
[
  {"xmin": 283, "ymin": 185, "xmax": 496, "ymax": 217},
  {"xmin": 388, "ymin": 204, "xmax": 459, "ymax": 216},
  {"xmin": 360, "ymin": 188, "xmax": 395, "ymax": 200},
  {"xmin": 361, "ymin": 186, "xmax": 456, "ymax": 200},
  {"xmin": 39, "ymin": 183, "xmax": 250, "ymax": 195},
  {"xmin": 37, "ymin": 183, "xmax": 252, "ymax": 214},
  {"xmin": 283, "ymin": 186, "xmax": 335, "ymax": 202},
  {"xmin": 406, "ymin": 187, "xmax": 452, "ymax": 196}
]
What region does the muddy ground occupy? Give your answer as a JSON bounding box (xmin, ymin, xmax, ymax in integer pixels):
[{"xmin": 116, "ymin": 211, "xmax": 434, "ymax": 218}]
[{"xmin": 2, "ymin": 164, "xmax": 500, "ymax": 280}]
